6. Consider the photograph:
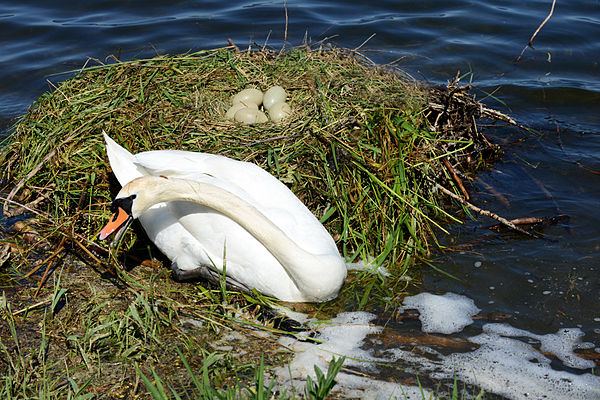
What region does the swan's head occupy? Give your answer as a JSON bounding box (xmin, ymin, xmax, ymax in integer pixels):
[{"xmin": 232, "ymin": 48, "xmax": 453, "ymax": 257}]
[
  {"xmin": 97, "ymin": 177, "xmax": 158, "ymax": 245},
  {"xmin": 97, "ymin": 176, "xmax": 179, "ymax": 245},
  {"xmin": 97, "ymin": 192, "xmax": 138, "ymax": 246}
]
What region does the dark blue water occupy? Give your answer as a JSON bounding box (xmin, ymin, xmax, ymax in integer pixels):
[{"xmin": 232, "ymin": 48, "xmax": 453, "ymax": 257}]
[{"xmin": 1, "ymin": 0, "xmax": 599, "ymax": 395}]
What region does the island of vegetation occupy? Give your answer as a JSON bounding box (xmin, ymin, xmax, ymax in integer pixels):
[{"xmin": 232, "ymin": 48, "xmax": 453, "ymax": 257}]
[{"xmin": 0, "ymin": 45, "xmax": 506, "ymax": 398}]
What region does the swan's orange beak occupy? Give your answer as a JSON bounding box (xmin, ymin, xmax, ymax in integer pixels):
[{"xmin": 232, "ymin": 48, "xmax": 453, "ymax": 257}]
[{"xmin": 98, "ymin": 206, "xmax": 132, "ymax": 242}]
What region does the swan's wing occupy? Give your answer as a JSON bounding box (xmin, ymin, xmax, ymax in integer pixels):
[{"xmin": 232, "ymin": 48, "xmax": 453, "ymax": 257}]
[
  {"xmin": 165, "ymin": 199, "xmax": 301, "ymax": 298},
  {"xmin": 103, "ymin": 131, "xmax": 149, "ymax": 185}
]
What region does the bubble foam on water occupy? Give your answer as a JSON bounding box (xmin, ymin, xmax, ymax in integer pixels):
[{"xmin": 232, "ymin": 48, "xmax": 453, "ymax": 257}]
[
  {"xmin": 483, "ymin": 323, "xmax": 595, "ymax": 370},
  {"xmin": 431, "ymin": 328, "xmax": 599, "ymax": 400},
  {"xmin": 274, "ymin": 292, "xmax": 600, "ymax": 400},
  {"xmin": 274, "ymin": 311, "xmax": 432, "ymax": 400},
  {"xmin": 346, "ymin": 257, "xmax": 391, "ymax": 277},
  {"xmin": 399, "ymin": 292, "xmax": 480, "ymax": 334}
]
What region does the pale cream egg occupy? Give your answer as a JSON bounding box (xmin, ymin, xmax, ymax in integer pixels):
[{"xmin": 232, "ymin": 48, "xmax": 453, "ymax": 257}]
[
  {"xmin": 232, "ymin": 88, "xmax": 263, "ymax": 106},
  {"xmin": 234, "ymin": 106, "xmax": 268, "ymax": 125},
  {"xmin": 225, "ymin": 102, "xmax": 249, "ymax": 120},
  {"xmin": 263, "ymin": 86, "xmax": 287, "ymax": 110},
  {"xmin": 256, "ymin": 110, "xmax": 268, "ymax": 123},
  {"xmin": 269, "ymin": 101, "xmax": 292, "ymax": 122}
]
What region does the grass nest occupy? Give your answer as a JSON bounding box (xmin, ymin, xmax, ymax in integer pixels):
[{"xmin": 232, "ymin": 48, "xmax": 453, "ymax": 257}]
[{"xmin": 1, "ymin": 45, "xmax": 501, "ymax": 301}]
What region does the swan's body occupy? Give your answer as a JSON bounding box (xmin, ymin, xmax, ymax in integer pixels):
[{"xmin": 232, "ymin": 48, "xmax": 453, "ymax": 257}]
[{"xmin": 99, "ymin": 132, "xmax": 346, "ymax": 302}]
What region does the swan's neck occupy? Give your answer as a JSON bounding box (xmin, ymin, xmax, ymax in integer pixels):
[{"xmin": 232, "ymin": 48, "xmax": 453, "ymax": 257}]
[{"xmin": 128, "ymin": 176, "xmax": 345, "ymax": 301}]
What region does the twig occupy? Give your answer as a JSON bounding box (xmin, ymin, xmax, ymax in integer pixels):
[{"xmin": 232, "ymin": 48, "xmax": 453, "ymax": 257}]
[
  {"xmin": 3, "ymin": 127, "xmax": 81, "ymax": 215},
  {"xmin": 261, "ymin": 30, "xmax": 271, "ymax": 52},
  {"xmin": 31, "ymin": 181, "xmax": 88, "ymax": 297},
  {"xmin": 3, "ymin": 150, "xmax": 58, "ymax": 216},
  {"xmin": 68, "ymin": 233, "xmax": 105, "ymax": 265},
  {"xmin": 436, "ymin": 183, "xmax": 541, "ymax": 239},
  {"xmin": 280, "ymin": 0, "xmax": 288, "ymax": 54},
  {"xmin": 4, "ymin": 194, "xmax": 46, "ymax": 218},
  {"xmin": 227, "ymin": 38, "xmax": 239, "ymax": 52},
  {"xmin": 12, "ymin": 299, "xmax": 52, "ymax": 316},
  {"xmin": 515, "ymin": 0, "xmax": 556, "ymax": 63},
  {"xmin": 487, "ymin": 215, "xmax": 569, "ymax": 231},
  {"xmin": 480, "ymin": 105, "xmax": 528, "ymax": 130},
  {"xmin": 23, "ymin": 238, "xmax": 64, "ymax": 279},
  {"xmin": 443, "ymin": 158, "xmax": 469, "ymax": 200},
  {"xmin": 33, "ymin": 237, "xmax": 66, "ymax": 298},
  {"xmin": 353, "ymin": 33, "xmax": 376, "ymax": 52}
]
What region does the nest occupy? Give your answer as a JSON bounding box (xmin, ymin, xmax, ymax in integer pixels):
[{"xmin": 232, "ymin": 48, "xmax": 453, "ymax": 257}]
[{"xmin": 0, "ymin": 46, "xmax": 501, "ymax": 276}]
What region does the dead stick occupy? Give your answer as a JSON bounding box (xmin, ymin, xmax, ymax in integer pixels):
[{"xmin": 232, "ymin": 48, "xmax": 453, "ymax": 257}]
[
  {"xmin": 443, "ymin": 158, "xmax": 470, "ymax": 200},
  {"xmin": 4, "ymin": 195, "xmax": 46, "ymax": 218},
  {"xmin": 33, "ymin": 181, "xmax": 88, "ymax": 297},
  {"xmin": 12, "ymin": 299, "xmax": 52, "ymax": 316},
  {"xmin": 480, "ymin": 105, "xmax": 527, "ymax": 130},
  {"xmin": 353, "ymin": 33, "xmax": 377, "ymax": 52},
  {"xmin": 69, "ymin": 234, "xmax": 104, "ymax": 265},
  {"xmin": 23, "ymin": 239, "xmax": 64, "ymax": 279},
  {"xmin": 280, "ymin": 0, "xmax": 288, "ymax": 54},
  {"xmin": 515, "ymin": 0, "xmax": 556, "ymax": 63},
  {"xmin": 0, "ymin": 195, "xmax": 53, "ymax": 222},
  {"xmin": 488, "ymin": 215, "xmax": 569, "ymax": 230},
  {"xmin": 436, "ymin": 183, "xmax": 541, "ymax": 239},
  {"xmin": 33, "ymin": 236, "xmax": 66, "ymax": 297},
  {"xmin": 227, "ymin": 38, "xmax": 239, "ymax": 52},
  {"xmin": 507, "ymin": 216, "xmax": 546, "ymax": 225},
  {"xmin": 3, "ymin": 150, "xmax": 57, "ymax": 216}
]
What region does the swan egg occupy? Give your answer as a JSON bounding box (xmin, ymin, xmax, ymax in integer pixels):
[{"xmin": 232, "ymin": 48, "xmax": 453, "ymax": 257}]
[
  {"xmin": 234, "ymin": 106, "xmax": 267, "ymax": 125},
  {"xmin": 263, "ymin": 86, "xmax": 287, "ymax": 110},
  {"xmin": 269, "ymin": 101, "xmax": 292, "ymax": 122},
  {"xmin": 225, "ymin": 103, "xmax": 248, "ymax": 120},
  {"xmin": 232, "ymin": 88, "xmax": 263, "ymax": 106},
  {"xmin": 256, "ymin": 110, "xmax": 268, "ymax": 123}
]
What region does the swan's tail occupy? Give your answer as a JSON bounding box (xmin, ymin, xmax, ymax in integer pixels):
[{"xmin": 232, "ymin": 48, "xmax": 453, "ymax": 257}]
[{"xmin": 102, "ymin": 131, "xmax": 148, "ymax": 186}]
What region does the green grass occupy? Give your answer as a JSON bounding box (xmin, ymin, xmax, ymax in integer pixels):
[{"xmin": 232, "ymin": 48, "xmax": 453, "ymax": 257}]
[{"xmin": 0, "ymin": 269, "xmax": 486, "ymax": 398}]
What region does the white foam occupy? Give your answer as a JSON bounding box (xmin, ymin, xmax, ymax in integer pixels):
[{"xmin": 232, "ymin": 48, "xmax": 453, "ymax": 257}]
[
  {"xmin": 276, "ymin": 312, "xmax": 382, "ymax": 381},
  {"xmin": 273, "ymin": 294, "xmax": 600, "ymax": 400},
  {"xmin": 274, "ymin": 311, "xmax": 432, "ymax": 399},
  {"xmin": 399, "ymin": 292, "xmax": 480, "ymax": 334},
  {"xmin": 432, "ymin": 328, "xmax": 600, "ymax": 400},
  {"xmin": 483, "ymin": 323, "xmax": 595, "ymax": 369},
  {"xmin": 346, "ymin": 257, "xmax": 391, "ymax": 277}
]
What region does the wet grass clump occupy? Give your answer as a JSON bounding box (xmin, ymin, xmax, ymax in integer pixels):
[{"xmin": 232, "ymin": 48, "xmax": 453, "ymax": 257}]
[{"xmin": 0, "ymin": 45, "xmax": 500, "ymax": 397}]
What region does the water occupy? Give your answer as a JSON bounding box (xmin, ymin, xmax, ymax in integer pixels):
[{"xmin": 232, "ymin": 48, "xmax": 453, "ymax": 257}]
[{"xmin": 1, "ymin": 0, "xmax": 599, "ymax": 397}]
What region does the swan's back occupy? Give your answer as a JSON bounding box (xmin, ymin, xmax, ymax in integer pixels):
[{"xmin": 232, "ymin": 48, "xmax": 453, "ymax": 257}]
[{"xmin": 136, "ymin": 149, "xmax": 335, "ymax": 254}]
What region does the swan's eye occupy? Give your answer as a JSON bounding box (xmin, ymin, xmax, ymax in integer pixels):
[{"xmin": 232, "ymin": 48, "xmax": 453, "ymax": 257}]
[{"xmin": 111, "ymin": 194, "xmax": 136, "ymax": 215}]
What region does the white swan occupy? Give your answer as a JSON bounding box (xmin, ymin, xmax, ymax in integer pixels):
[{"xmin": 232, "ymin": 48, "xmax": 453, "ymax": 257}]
[{"xmin": 97, "ymin": 132, "xmax": 347, "ymax": 302}]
